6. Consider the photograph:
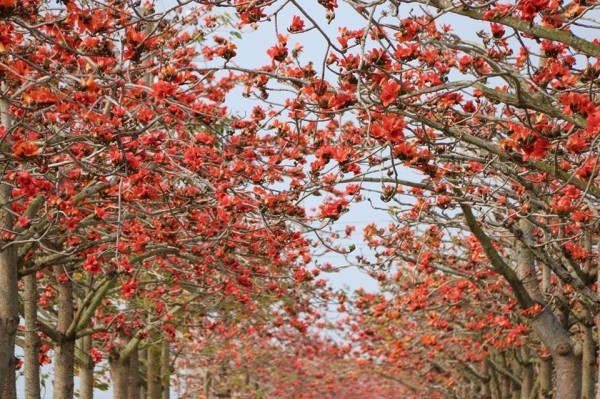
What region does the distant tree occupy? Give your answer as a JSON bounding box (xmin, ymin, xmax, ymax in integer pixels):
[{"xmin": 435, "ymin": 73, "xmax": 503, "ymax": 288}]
[{"xmin": 176, "ymin": 324, "xmax": 408, "ymax": 399}]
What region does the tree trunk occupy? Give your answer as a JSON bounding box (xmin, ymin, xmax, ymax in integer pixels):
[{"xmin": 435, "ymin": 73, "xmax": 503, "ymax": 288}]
[
  {"xmin": 531, "ymin": 309, "xmax": 581, "ymax": 399},
  {"xmin": 128, "ymin": 348, "xmax": 141, "ymax": 399},
  {"xmin": 52, "ymin": 265, "xmax": 75, "ymax": 399},
  {"xmin": 513, "ymin": 219, "xmax": 581, "ymax": 399},
  {"xmin": 509, "ymin": 357, "xmax": 521, "ymax": 399},
  {"xmin": 553, "ymin": 353, "xmax": 582, "ymax": 399},
  {"xmin": 24, "ymin": 273, "xmax": 40, "ymax": 399},
  {"xmin": 515, "ymin": 220, "xmax": 538, "ymax": 295},
  {"xmin": 1, "ymin": 364, "xmax": 15, "ymax": 399},
  {"xmin": 109, "ymin": 336, "xmax": 141, "ymax": 399},
  {"xmin": 139, "ymin": 348, "xmax": 147, "ymax": 399},
  {"xmin": 203, "ymin": 369, "xmax": 210, "ymax": 399},
  {"xmin": 147, "ymin": 343, "xmax": 162, "ymax": 399},
  {"xmin": 500, "ymin": 374, "xmax": 510, "ymax": 399},
  {"xmin": 511, "ymin": 380, "xmax": 520, "ymax": 399},
  {"xmin": 161, "ymin": 341, "xmax": 170, "ymax": 399},
  {"xmin": 582, "ymin": 317, "xmax": 595, "ymax": 399},
  {"xmin": 540, "ymin": 262, "xmax": 552, "ymax": 399},
  {"xmin": 78, "ymin": 335, "xmax": 94, "ymax": 399},
  {"xmin": 519, "ymin": 342, "xmax": 533, "ymax": 399},
  {"xmin": 110, "ymin": 356, "xmax": 131, "ymax": 399},
  {"xmin": 539, "ymin": 355, "xmax": 552, "ymax": 399},
  {"xmin": 0, "ymin": 89, "xmax": 18, "ymax": 399},
  {"xmin": 481, "ymin": 359, "xmax": 491, "ymax": 399}
]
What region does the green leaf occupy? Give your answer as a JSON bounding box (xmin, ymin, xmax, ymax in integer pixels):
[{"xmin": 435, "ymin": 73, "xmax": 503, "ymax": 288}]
[{"xmin": 230, "ymin": 31, "xmax": 242, "ymax": 39}]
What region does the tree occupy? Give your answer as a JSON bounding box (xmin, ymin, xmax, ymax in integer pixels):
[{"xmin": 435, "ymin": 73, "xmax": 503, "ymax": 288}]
[
  {"xmin": 208, "ymin": 0, "xmax": 600, "ymax": 397},
  {"xmin": 0, "ymin": 1, "xmax": 318, "ymax": 398},
  {"xmin": 346, "ymin": 232, "xmax": 542, "ymax": 398}
]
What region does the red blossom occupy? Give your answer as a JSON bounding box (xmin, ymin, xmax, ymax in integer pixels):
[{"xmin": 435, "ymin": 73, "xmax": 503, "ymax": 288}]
[
  {"xmin": 289, "ymin": 15, "xmax": 305, "ymax": 32},
  {"xmin": 83, "ymin": 255, "xmax": 102, "ymax": 275},
  {"xmin": 89, "ymin": 348, "xmax": 103, "ymax": 363},
  {"xmin": 121, "ymin": 278, "xmax": 138, "ymax": 299},
  {"xmin": 379, "ymin": 79, "xmax": 402, "ymax": 107}
]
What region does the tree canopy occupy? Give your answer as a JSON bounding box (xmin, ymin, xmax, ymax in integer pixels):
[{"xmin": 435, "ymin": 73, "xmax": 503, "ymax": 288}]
[{"xmin": 1, "ymin": 0, "xmax": 600, "ymax": 398}]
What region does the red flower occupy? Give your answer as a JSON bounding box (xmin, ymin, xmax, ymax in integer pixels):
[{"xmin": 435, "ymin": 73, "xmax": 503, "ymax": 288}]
[
  {"xmin": 13, "ymin": 141, "xmax": 39, "ymax": 159},
  {"xmin": 586, "ymin": 110, "xmax": 600, "ymax": 136},
  {"xmin": 318, "ymin": 0, "xmax": 338, "ymax": 11},
  {"xmin": 267, "ymin": 44, "xmax": 288, "ymax": 63},
  {"xmin": 83, "ymin": 255, "xmax": 102, "ymax": 275},
  {"xmin": 522, "ymin": 136, "xmax": 550, "ymax": 160},
  {"xmin": 89, "ymin": 348, "xmax": 103, "ymax": 363},
  {"xmin": 289, "ymin": 15, "xmax": 305, "ymax": 32},
  {"xmin": 566, "ymin": 131, "xmax": 587, "ymax": 154},
  {"xmin": 380, "ymin": 79, "xmax": 401, "ymax": 107},
  {"xmin": 318, "ymin": 198, "xmax": 348, "ymax": 219},
  {"xmin": 121, "ymin": 278, "xmax": 138, "ymax": 299},
  {"xmin": 151, "ymin": 81, "xmax": 177, "ymax": 100},
  {"xmin": 490, "ymin": 23, "xmax": 505, "ymax": 38},
  {"xmin": 16, "ymin": 216, "xmax": 30, "ymax": 228}
]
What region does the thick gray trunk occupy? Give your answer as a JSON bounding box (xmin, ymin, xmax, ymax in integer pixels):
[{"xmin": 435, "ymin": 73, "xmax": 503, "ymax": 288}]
[
  {"xmin": 519, "ymin": 344, "xmax": 533, "ymax": 399},
  {"xmin": 500, "ymin": 375, "xmax": 510, "ymax": 399},
  {"xmin": 510, "ymin": 379, "xmax": 520, "ymax": 399},
  {"xmin": 0, "ymin": 259, "xmax": 17, "ymax": 399},
  {"xmin": 147, "ymin": 343, "xmax": 162, "ymax": 399},
  {"xmin": 582, "ymin": 319, "xmax": 595, "ymax": 399},
  {"xmin": 0, "ymin": 191, "xmax": 18, "ymax": 399},
  {"xmin": 0, "ymin": 90, "xmax": 18, "ymax": 399},
  {"xmin": 539, "ymin": 356, "xmax": 552, "ymax": 398},
  {"xmin": 24, "ymin": 273, "xmax": 40, "ymax": 399},
  {"xmin": 0, "ymin": 315, "xmax": 17, "ymax": 399},
  {"xmin": 139, "ymin": 349, "xmax": 147, "ymax": 399},
  {"xmin": 127, "ymin": 349, "xmax": 140, "ymax": 399},
  {"xmin": 540, "ymin": 263, "xmax": 552, "ymax": 399},
  {"xmin": 481, "ymin": 360, "xmax": 491, "ymax": 399},
  {"xmin": 161, "ymin": 341, "xmax": 170, "ymax": 399},
  {"xmin": 78, "ymin": 335, "xmax": 94, "ymax": 399},
  {"xmin": 515, "ymin": 220, "xmax": 581, "ymax": 399},
  {"xmin": 1, "ymin": 363, "xmax": 15, "ymax": 399},
  {"xmin": 554, "ymin": 353, "xmax": 582, "ymax": 399},
  {"xmin": 531, "ymin": 309, "xmax": 581, "ymax": 399},
  {"xmin": 52, "ymin": 265, "xmax": 75, "ymax": 399},
  {"xmin": 110, "ymin": 337, "xmax": 140, "ymax": 399},
  {"xmin": 110, "ymin": 357, "xmax": 130, "ymax": 399}
]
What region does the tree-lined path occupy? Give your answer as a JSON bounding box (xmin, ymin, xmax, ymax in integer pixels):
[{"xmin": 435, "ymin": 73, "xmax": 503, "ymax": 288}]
[{"xmin": 2, "ymin": 0, "xmax": 600, "ymax": 398}]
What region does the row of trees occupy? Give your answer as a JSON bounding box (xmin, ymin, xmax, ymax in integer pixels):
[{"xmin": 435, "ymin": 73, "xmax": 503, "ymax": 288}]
[
  {"xmin": 0, "ymin": 1, "xmax": 326, "ymax": 398},
  {"xmin": 2, "ymin": 0, "xmax": 600, "ymax": 398},
  {"xmin": 175, "ymin": 326, "xmax": 413, "ymax": 399},
  {"xmin": 208, "ymin": 0, "xmax": 600, "ymax": 397}
]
